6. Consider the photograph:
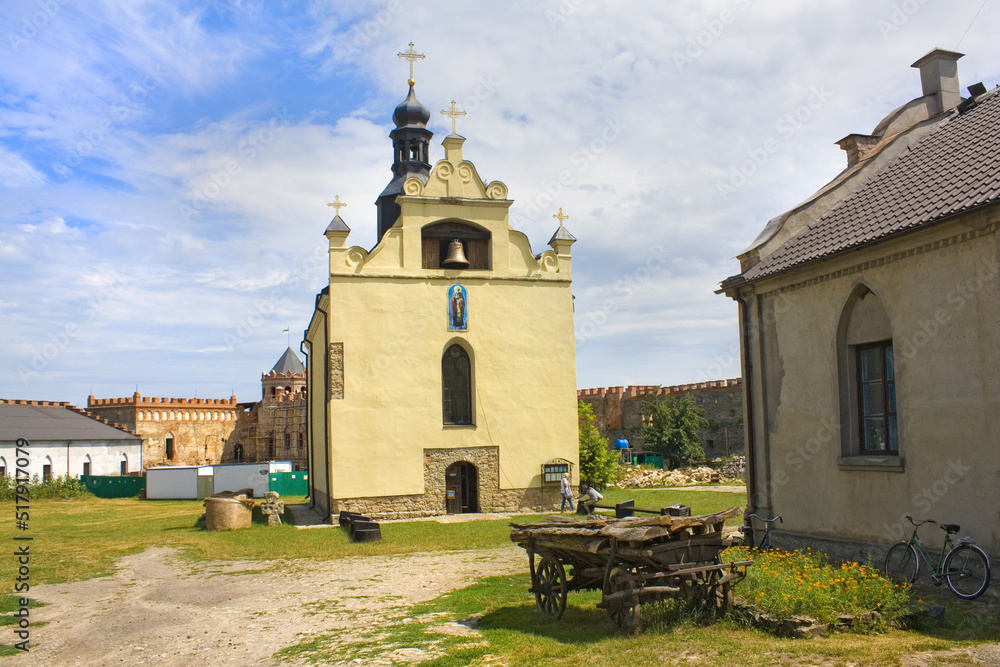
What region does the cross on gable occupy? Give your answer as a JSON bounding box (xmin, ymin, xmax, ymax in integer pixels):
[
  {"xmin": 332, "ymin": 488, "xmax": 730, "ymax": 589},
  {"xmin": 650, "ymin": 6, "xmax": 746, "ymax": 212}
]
[
  {"xmin": 553, "ymin": 208, "xmax": 569, "ymax": 224},
  {"xmin": 327, "ymin": 195, "xmax": 347, "ymax": 214},
  {"xmin": 440, "ymin": 100, "xmax": 467, "ymax": 135},
  {"xmin": 397, "ymin": 42, "xmax": 425, "ymax": 84}
]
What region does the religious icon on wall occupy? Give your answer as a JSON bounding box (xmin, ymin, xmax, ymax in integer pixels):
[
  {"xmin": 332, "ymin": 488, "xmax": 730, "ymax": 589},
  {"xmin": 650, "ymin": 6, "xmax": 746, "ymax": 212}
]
[{"xmin": 448, "ymin": 285, "xmax": 468, "ymax": 331}]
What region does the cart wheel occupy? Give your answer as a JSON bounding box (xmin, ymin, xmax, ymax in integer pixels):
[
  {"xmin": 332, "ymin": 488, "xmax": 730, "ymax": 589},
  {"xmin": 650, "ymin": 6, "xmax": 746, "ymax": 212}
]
[
  {"xmin": 603, "ymin": 566, "xmax": 640, "ymax": 634},
  {"xmin": 534, "ymin": 555, "xmax": 567, "ymax": 619},
  {"xmin": 714, "ymin": 580, "xmax": 733, "ymax": 613}
]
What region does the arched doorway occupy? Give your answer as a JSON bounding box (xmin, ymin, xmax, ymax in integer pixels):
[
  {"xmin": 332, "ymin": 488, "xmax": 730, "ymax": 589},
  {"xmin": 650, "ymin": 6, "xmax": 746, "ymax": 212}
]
[{"xmin": 445, "ymin": 462, "xmax": 479, "ymax": 514}]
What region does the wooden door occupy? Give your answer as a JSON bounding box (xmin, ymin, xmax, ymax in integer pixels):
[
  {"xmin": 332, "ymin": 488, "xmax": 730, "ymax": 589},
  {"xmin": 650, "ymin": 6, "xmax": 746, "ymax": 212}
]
[{"xmin": 445, "ymin": 462, "xmax": 479, "ymax": 514}]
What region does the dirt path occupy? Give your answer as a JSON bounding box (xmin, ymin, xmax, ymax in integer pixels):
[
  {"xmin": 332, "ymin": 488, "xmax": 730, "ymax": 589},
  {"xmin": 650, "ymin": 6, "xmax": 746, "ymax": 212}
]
[{"xmin": 20, "ymin": 545, "xmax": 526, "ymax": 666}]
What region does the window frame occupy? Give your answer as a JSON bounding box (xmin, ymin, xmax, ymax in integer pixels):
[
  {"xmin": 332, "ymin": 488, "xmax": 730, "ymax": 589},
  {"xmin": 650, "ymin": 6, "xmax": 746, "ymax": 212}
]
[
  {"xmin": 856, "ymin": 340, "xmax": 898, "ymax": 455},
  {"xmin": 442, "ymin": 343, "xmax": 474, "ymax": 426}
]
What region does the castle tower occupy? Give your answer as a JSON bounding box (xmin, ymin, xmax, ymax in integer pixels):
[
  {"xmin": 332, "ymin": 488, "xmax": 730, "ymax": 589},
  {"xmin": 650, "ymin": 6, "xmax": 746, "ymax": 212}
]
[{"xmin": 305, "ymin": 46, "xmax": 579, "ymax": 520}]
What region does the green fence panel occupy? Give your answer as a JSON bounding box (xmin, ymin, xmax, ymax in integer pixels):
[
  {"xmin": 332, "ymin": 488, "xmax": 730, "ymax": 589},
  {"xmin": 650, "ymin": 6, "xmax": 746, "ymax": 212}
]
[
  {"xmin": 81, "ymin": 475, "xmax": 146, "ymax": 498},
  {"xmin": 631, "ymin": 454, "xmax": 664, "ymax": 469},
  {"xmin": 268, "ymin": 471, "xmax": 309, "ymax": 496}
]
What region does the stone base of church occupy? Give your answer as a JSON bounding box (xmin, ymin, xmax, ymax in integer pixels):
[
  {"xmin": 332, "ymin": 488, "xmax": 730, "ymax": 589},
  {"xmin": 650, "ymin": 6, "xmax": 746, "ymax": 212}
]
[{"xmin": 321, "ymin": 445, "xmax": 564, "ymax": 520}]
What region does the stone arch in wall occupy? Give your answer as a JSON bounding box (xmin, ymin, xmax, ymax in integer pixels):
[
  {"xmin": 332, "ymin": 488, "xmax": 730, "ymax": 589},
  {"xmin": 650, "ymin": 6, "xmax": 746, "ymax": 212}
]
[
  {"xmin": 836, "ymin": 283, "xmax": 898, "ymax": 456},
  {"xmin": 423, "ymin": 446, "xmax": 498, "ymax": 514}
]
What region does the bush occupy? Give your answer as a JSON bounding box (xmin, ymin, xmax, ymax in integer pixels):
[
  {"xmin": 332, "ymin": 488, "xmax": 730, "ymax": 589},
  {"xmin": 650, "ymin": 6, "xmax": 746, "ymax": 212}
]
[
  {"xmin": 578, "ymin": 401, "xmax": 618, "ymax": 489},
  {"xmin": 0, "ymin": 474, "xmax": 92, "ymax": 500},
  {"xmin": 724, "ymin": 546, "xmax": 911, "ymax": 630}
]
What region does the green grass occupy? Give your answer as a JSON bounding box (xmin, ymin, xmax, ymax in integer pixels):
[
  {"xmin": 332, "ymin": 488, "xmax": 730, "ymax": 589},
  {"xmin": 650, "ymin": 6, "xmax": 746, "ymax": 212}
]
[
  {"xmin": 0, "ymin": 490, "xmax": 747, "ymax": 585},
  {"xmin": 275, "ymin": 571, "xmax": 1000, "ymax": 666}
]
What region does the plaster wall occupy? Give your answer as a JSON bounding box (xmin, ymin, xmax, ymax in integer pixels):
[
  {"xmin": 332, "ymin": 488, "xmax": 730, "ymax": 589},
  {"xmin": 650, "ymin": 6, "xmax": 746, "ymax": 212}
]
[
  {"xmin": 323, "ymin": 275, "xmax": 577, "ymax": 501},
  {"xmin": 0, "ymin": 440, "xmax": 142, "ymax": 478},
  {"xmin": 746, "ymin": 217, "xmax": 1000, "ymax": 554}
]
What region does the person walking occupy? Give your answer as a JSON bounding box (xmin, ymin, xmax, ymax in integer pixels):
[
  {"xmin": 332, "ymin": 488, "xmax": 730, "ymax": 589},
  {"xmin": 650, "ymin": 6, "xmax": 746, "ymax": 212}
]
[{"xmin": 559, "ymin": 473, "xmax": 574, "ymax": 512}]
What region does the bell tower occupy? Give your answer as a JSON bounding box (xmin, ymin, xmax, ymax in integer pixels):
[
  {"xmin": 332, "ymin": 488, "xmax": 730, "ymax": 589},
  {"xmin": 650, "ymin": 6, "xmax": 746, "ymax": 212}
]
[{"xmin": 376, "ymin": 43, "xmax": 433, "ymax": 243}]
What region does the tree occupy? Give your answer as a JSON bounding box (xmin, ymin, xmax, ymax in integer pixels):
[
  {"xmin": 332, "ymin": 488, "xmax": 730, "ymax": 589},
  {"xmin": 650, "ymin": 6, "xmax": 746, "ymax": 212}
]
[
  {"xmin": 578, "ymin": 400, "xmax": 617, "ymax": 489},
  {"xmin": 640, "ymin": 395, "xmax": 709, "ymax": 469}
]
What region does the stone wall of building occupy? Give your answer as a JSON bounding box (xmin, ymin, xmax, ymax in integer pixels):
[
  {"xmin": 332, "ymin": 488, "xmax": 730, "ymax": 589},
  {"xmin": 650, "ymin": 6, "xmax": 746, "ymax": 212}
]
[
  {"xmin": 224, "ymin": 370, "xmax": 308, "ymax": 470},
  {"xmin": 328, "ymin": 445, "xmax": 561, "ymax": 520},
  {"xmin": 577, "ymin": 378, "xmax": 744, "ymax": 461},
  {"xmin": 86, "ymin": 393, "xmax": 238, "ymax": 470}
]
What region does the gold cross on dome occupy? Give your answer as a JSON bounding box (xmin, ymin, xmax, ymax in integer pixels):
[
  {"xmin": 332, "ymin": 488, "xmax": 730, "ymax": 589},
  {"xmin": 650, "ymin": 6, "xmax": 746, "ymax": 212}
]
[
  {"xmin": 397, "ymin": 42, "xmax": 425, "ymax": 85},
  {"xmin": 441, "ymin": 100, "xmax": 466, "ymax": 134},
  {"xmin": 327, "ymin": 195, "xmax": 347, "ymax": 214},
  {"xmin": 553, "ymin": 208, "xmax": 569, "ymax": 224}
]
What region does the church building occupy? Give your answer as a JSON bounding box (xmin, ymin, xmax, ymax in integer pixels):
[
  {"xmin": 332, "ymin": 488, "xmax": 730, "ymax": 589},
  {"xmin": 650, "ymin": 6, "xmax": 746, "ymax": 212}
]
[{"xmin": 304, "ymin": 48, "xmax": 579, "ymax": 520}]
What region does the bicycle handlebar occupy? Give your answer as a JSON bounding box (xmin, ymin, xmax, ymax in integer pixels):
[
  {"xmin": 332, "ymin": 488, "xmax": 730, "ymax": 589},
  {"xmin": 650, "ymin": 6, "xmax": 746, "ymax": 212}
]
[
  {"xmin": 747, "ymin": 513, "xmax": 783, "ymax": 525},
  {"xmin": 905, "ymin": 516, "xmax": 936, "ymax": 527}
]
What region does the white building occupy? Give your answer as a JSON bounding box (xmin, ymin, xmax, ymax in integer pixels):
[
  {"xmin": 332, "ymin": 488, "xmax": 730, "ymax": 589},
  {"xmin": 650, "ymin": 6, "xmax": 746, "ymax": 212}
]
[{"xmin": 0, "ymin": 400, "xmax": 143, "ymax": 478}]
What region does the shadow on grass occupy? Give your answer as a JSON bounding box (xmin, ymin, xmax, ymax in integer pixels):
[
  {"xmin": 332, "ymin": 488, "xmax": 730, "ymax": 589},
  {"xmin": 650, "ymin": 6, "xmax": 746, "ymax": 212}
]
[{"xmin": 476, "ymin": 600, "xmax": 617, "ymax": 644}]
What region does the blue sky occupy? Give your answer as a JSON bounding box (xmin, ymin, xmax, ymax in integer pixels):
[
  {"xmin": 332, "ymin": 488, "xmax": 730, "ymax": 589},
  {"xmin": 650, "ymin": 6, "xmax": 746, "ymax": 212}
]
[{"xmin": 2, "ymin": 0, "xmax": 999, "ymax": 405}]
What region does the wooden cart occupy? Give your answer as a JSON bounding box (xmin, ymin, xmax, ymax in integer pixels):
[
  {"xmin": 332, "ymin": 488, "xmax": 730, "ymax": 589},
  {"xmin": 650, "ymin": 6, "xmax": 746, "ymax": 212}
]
[{"xmin": 510, "ymin": 507, "xmax": 751, "ymax": 633}]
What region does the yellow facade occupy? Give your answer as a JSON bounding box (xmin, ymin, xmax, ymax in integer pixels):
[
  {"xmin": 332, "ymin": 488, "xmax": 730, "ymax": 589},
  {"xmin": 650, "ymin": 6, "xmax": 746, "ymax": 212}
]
[{"xmin": 305, "ymin": 128, "xmax": 578, "ymax": 519}]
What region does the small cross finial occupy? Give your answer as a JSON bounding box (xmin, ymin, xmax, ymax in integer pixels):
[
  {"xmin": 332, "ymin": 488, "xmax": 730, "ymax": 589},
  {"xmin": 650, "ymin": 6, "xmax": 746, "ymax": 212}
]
[
  {"xmin": 327, "ymin": 195, "xmax": 347, "ymax": 215},
  {"xmin": 397, "ymin": 42, "xmax": 425, "ymax": 85},
  {"xmin": 553, "ymin": 208, "xmax": 569, "ymax": 224},
  {"xmin": 440, "ymin": 100, "xmax": 467, "ymax": 135}
]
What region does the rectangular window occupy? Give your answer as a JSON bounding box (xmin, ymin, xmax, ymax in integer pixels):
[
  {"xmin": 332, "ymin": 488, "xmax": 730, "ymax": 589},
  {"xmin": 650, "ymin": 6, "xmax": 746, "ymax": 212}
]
[
  {"xmin": 165, "ymin": 437, "xmax": 175, "ymax": 460},
  {"xmin": 543, "ymin": 463, "xmax": 569, "ymax": 483},
  {"xmin": 268, "ymin": 439, "xmax": 276, "ymax": 458},
  {"xmin": 121, "ymin": 460, "xmax": 128, "ymax": 476},
  {"xmin": 857, "ymin": 341, "xmax": 897, "ymax": 454},
  {"xmin": 43, "ymin": 464, "xmax": 52, "ymax": 480},
  {"xmin": 284, "ymin": 433, "xmax": 290, "ymax": 450},
  {"xmin": 82, "ymin": 462, "xmax": 91, "ymax": 476}
]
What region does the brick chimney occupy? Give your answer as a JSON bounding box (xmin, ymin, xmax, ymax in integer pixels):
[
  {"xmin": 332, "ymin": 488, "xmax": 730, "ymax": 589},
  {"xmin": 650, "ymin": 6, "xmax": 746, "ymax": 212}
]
[
  {"xmin": 911, "ymin": 48, "xmax": 963, "ymax": 116},
  {"xmin": 835, "ymin": 133, "xmax": 881, "ymax": 167}
]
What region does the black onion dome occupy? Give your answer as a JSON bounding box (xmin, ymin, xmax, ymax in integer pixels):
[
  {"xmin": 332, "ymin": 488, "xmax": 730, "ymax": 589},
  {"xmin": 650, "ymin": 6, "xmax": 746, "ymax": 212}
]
[{"xmin": 392, "ymin": 85, "xmax": 431, "ymax": 128}]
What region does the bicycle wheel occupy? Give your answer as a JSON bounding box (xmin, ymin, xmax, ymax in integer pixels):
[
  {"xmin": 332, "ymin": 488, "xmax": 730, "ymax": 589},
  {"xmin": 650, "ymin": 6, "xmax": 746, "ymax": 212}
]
[
  {"xmin": 944, "ymin": 544, "xmax": 991, "ymax": 600},
  {"xmin": 884, "ymin": 543, "xmax": 919, "ymax": 584}
]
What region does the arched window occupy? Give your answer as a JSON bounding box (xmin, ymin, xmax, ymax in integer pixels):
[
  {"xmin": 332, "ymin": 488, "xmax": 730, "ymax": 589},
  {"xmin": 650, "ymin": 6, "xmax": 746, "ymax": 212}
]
[
  {"xmin": 0, "ymin": 456, "xmax": 7, "ymax": 477},
  {"xmin": 165, "ymin": 434, "xmax": 175, "ymax": 460},
  {"xmin": 837, "ymin": 285, "xmax": 899, "ymax": 458},
  {"xmin": 234, "ymin": 444, "xmax": 243, "ymax": 463},
  {"xmin": 442, "ymin": 344, "xmax": 473, "ymax": 425},
  {"xmin": 82, "ymin": 455, "xmax": 92, "ymax": 476},
  {"xmin": 120, "ymin": 454, "xmax": 128, "ymax": 476}
]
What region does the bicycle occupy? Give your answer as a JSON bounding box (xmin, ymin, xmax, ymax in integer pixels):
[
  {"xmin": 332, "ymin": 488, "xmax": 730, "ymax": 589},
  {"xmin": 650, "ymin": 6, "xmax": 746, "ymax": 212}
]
[
  {"xmin": 883, "ymin": 516, "xmax": 991, "ymax": 600},
  {"xmin": 740, "ymin": 513, "xmax": 782, "ymax": 550}
]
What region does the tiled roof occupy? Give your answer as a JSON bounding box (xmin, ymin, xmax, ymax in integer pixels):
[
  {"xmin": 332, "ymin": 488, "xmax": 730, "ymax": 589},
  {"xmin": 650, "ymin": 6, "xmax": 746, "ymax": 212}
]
[
  {"xmin": 271, "ymin": 347, "xmax": 305, "ymax": 375},
  {"xmin": 742, "ymin": 88, "xmax": 1000, "ymax": 281},
  {"xmin": 0, "ymin": 401, "xmax": 141, "ymax": 442}
]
